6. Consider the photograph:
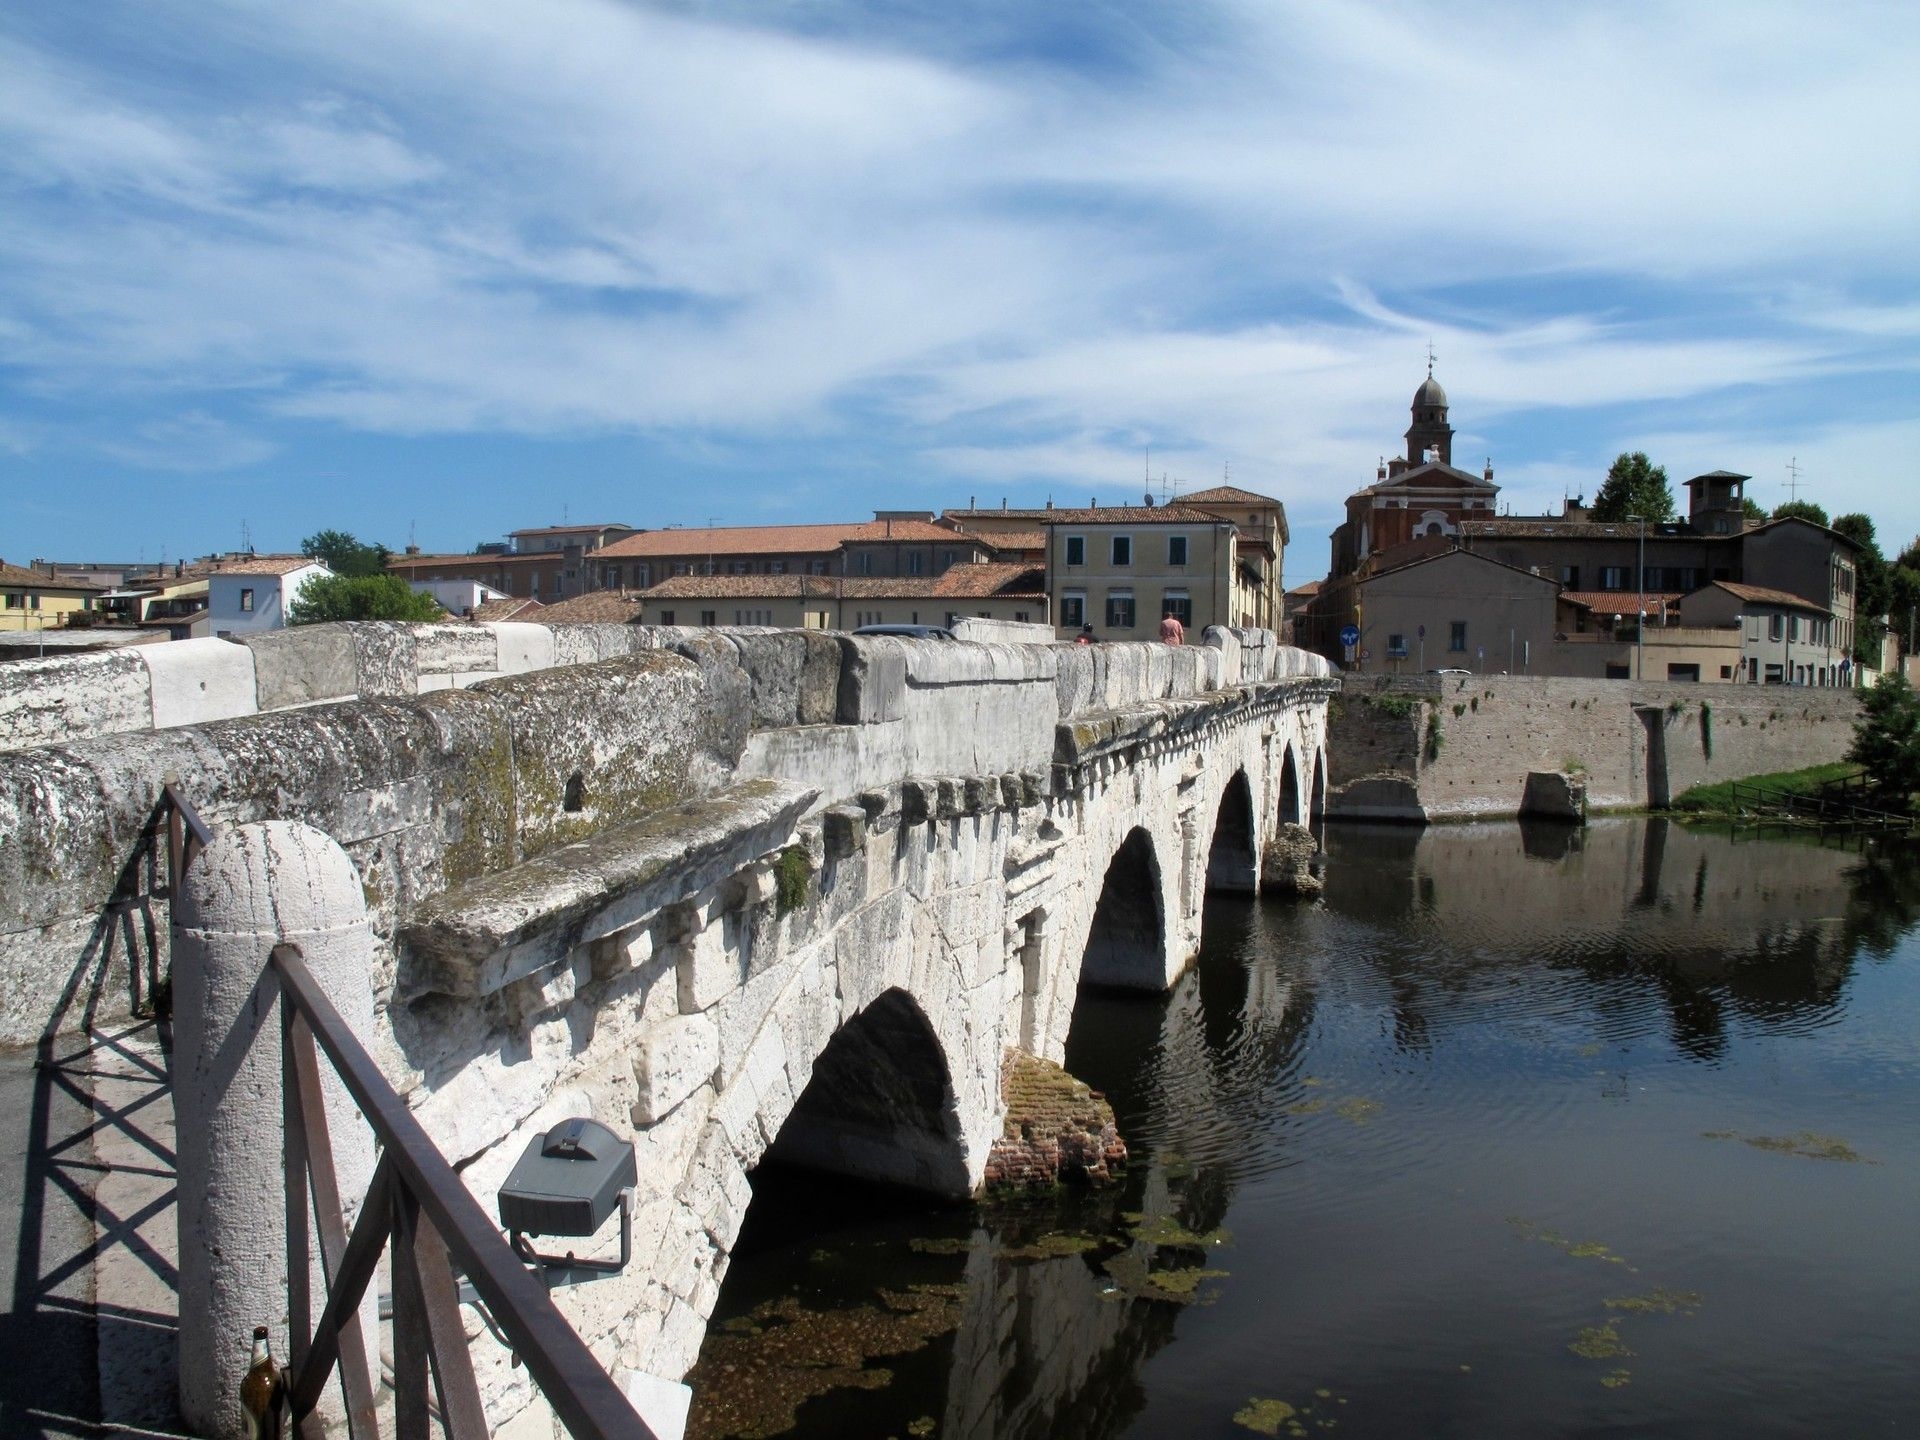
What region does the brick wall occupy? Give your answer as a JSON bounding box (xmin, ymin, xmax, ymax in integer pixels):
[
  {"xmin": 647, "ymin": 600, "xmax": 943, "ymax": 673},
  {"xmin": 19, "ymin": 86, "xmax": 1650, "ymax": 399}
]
[{"xmin": 1331, "ymin": 674, "xmax": 1861, "ymax": 817}]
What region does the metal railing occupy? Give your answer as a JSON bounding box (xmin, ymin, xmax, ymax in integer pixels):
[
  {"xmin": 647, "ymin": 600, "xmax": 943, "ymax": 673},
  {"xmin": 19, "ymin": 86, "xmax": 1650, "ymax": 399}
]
[
  {"xmin": 273, "ymin": 943, "xmax": 655, "ymax": 1440},
  {"xmin": 109, "ymin": 780, "xmax": 214, "ymax": 1016},
  {"xmin": 1724, "ymin": 778, "xmax": 1915, "ymax": 829},
  {"xmin": 148, "ymin": 784, "xmax": 654, "ymax": 1439}
]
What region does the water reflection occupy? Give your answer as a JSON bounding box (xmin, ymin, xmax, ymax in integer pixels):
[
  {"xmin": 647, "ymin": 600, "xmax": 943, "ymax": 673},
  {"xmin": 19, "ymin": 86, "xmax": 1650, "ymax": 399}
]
[{"xmin": 689, "ymin": 820, "xmax": 1920, "ymax": 1440}]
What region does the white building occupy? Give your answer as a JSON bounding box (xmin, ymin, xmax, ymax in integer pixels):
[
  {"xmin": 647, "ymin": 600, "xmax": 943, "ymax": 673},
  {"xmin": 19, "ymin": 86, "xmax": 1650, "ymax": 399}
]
[
  {"xmin": 408, "ymin": 577, "xmax": 513, "ymax": 617},
  {"xmin": 207, "ymin": 557, "xmax": 332, "ymax": 636}
]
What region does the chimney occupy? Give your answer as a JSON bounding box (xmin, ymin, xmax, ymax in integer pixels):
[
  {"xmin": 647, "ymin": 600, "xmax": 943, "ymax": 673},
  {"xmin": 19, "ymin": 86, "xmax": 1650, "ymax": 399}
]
[
  {"xmin": 1377, "ymin": 457, "xmax": 1386, "ymax": 481},
  {"xmin": 406, "ymin": 544, "xmax": 421, "ymax": 556},
  {"xmin": 1001, "ymin": 497, "xmax": 1007, "ymax": 511},
  {"xmin": 1484, "ymin": 458, "xmax": 1494, "ymax": 482},
  {"xmin": 1045, "ymin": 498, "xmax": 1053, "ymax": 511},
  {"xmin": 970, "ymin": 495, "xmax": 976, "ymax": 511}
]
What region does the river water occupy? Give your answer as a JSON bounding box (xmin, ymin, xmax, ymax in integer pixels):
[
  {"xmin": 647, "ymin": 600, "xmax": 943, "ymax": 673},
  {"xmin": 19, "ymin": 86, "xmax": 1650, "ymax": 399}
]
[{"xmin": 686, "ymin": 818, "xmax": 1920, "ymax": 1439}]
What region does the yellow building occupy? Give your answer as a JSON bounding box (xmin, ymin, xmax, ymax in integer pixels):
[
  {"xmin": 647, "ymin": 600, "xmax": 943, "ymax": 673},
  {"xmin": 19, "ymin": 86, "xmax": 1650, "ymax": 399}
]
[
  {"xmin": 0, "ymin": 560, "xmax": 105, "ymax": 632},
  {"xmin": 628, "ymin": 563, "xmax": 1047, "ymax": 630},
  {"xmin": 1042, "ymin": 506, "xmax": 1249, "ymax": 640}
]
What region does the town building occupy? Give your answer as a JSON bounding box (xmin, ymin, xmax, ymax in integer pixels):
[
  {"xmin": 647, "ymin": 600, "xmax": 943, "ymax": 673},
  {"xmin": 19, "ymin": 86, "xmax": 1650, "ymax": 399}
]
[
  {"xmin": 630, "ymin": 562, "xmax": 1046, "ymax": 631},
  {"xmin": 0, "ymin": 559, "xmax": 104, "ymax": 632},
  {"xmin": 206, "ymin": 556, "xmax": 333, "ymax": 636},
  {"xmin": 387, "ymin": 548, "xmax": 590, "ymax": 604},
  {"xmin": 508, "ymin": 523, "xmax": 638, "ymax": 554},
  {"xmin": 1043, "ymin": 506, "xmax": 1252, "ymax": 640},
  {"xmin": 1300, "ymin": 374, "xmax": 1863, "ymax": 684},
  {"xmin": 944, "ymin": 483, "xmax": 1290, "ymax": 634}
]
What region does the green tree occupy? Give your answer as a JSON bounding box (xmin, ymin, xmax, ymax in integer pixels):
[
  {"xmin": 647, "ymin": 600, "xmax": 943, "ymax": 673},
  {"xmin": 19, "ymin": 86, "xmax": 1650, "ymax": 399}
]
[
  {"xmin": 1741, "ymin": 496, "xmax": 1767, "ymax": 523},
  {"xmin": 1847, "ymin": 670, "xmax": 1920, "ymax": 809},
  {"xmin": 287, "ymin": 574, "xmax": 444, "ymax": 625},
  {"xmin": 301, "ymin": 529, "xmax": 392, "ymax": 578},
  {"xmin": 1771, "ymin": 499, "xmax": 1830, "ymax": 527},
  {"xmin": 1590, "ymin": 452, "xmax": 1675, "ymax": 523}
]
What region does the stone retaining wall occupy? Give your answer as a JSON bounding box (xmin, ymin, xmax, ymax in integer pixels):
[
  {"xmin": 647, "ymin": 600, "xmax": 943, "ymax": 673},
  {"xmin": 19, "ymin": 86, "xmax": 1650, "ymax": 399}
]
[{"xmin": 1329, "ymin": 674, "xmax": 1861, "ymax": 819}]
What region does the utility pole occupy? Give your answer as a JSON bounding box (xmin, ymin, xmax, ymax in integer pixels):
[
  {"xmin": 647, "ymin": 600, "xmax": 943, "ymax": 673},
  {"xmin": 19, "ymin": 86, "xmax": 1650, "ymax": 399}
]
[{"xmin": 1627, "ymin": 513, "xmax": 1648, "ymax": 683}]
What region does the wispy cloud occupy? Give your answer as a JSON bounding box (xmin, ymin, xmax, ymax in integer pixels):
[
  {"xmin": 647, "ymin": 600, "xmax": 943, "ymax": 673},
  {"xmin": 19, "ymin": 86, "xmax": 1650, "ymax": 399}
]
[{"xmin": 0, "ymin": 0, "xmax": 1915, "ymax": 553}]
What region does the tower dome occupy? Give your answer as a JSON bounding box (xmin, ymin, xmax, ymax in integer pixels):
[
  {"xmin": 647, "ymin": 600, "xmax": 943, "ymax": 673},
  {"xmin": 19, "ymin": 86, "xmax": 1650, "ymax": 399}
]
[{"xmin": 1413, "ymin": 373, "xmax": 1448, "ymax": 409}]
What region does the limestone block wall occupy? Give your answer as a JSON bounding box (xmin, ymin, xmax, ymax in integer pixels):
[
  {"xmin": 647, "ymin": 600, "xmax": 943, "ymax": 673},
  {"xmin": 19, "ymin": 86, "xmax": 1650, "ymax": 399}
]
[
  {"xmin": 1330, "ymin": 674, "xmax": 1861, "ymax": 818},
  {"xmin": 373, "ymin": 666, "xmax": 1330, "ymax": 1419},
  {"xmin": 0, "ymin": 650, "xmax": 740, "ymax": 1046}
]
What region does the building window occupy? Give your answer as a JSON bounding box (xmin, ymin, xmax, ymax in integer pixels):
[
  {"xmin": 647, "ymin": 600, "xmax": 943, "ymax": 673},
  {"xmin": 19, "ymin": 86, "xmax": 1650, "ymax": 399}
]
[
  {"xmin": 941, "ymin": 550, "xmax": 955, "ymax": 567},
  {"xmin": 907, "ymin": 552, "xmax": 924, "ymax": 576},
  {"xmin": 700, "ymin": 610, "xmax": 717, "ymax": 627},
  {"xmin": 239, "ymin": 588, "xmax": 255, "ymax": 613},
  {"xmin": 1106, "ymin": 590, "xmax": 1136, "ymax": 628},
  {"xmin": 1111, "ymin": 536, "xmax": 1132, "ymax": 567},
  {"xmin": 1168, "ymin": 535, "xmax": 1188, "ymax": 566},
  {"xmin": 1015, "ymin": 610, "xmax": 1030, "ymax": 623},
  {"xmin": 1770, "ymin": 615, "xmax": 1784, "ymax": 641},
  {"xmin": 856, "ymin": 553, "xmax": 872, "ymax": 575},
  {"xmin": 661, "ymin": 610, "xmax": 674, "ymax": 625},
  {"xmin": 810, "ymin": 560, "xmax": 828, "ymax": 575},
  {"xmin": 1060, "ymin": 592, "xmax": 1086, "ymax": 628},
  {"xmin": 2, "ymin": 594, "xmax": 19, "ymax": 609},
  {"xmin": 1449, "ymin": 620, "xmax": 1467, "ymax": 653},
  {"xmin": 1064, "ymin": 535, "xmax": 1085, "ymax": 566},
  {"xmin": 769, "ymin": 561, "xmax": 786, "ymax": 574},
  {"xmin": 1387, "ymin": 633, "xmax": 1407, "ymax": 658},
  {"xmin": 1560, "ymin": 566, "xmax": 1580, "ymax": 589},
  {"xmin": 1162, "ymin": 590, "xmax": 1191, "ymax": 625},
  {"xmin": 1600, "ymin": 566, "xmax": 1627, "ymax": 590},
  {"xmin": 636, "ymin": 564, "xmax": 650, "ymax": 587}
]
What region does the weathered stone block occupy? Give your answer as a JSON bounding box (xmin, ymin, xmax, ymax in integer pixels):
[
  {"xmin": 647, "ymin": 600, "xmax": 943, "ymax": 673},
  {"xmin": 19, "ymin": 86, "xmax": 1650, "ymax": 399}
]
[
  {"xmin": 676, "ymin": 919, "xmax": 740, "ymax": 1013},
  {"xmin": 901, "ymin": 779, "xmax": 934, "ymax": 825},
  {"xmin": 999, "ymin": 772, "xmax": 1022, "ymax": 809},
  {"xmin": 0, "ymin": 649, "xmax": 151, "ymax": 751},
  {"xmin": 239, "ymin": 626, "xmax": 358, "ymax": 710},
  {"xmin": 1052, "ymin": 643, "xmax": 1095, "ymax": 718},
  {"xmin": 796, "ymin": 632, "xmax": 841, "ymax": 726},
  {"xmin": 342, "ymin": 622, "xmax": 419, "ymax": 697},
  {"xmin": 1327, "ymin": 773, "xmax": 1426, "ymax": 823},
  {"xmin": 140, "ymin": 638, "xmax": 259, "ymax": 730},
  {"xmin": 728, "ymin": 631, "xmax": 806, "ymax": 730},
  {"xmin": 936, "ymin": 778, "xmax": 964, "ymax": 819},
  {"xmin": 493, "ymin": 622, "xmax": 557, "ymax": 676},
  {"xmin": 823, "ymin": 804, "xmax": 867, "ymax": 858},
  {"xmin": 1520, "ymin": 769, "xmax": 1588, "ymax": 823},
  {"xmin": 413, "ymin": 622, "xmax": 498, "ymax": 677},
  {"xmin": 631, "ymin": 1015, "xmax": 721, "ymax": 1124},
  {"xmin": 963, "ymin": 776, "xmax": 995, "ymax": 814},
  {"xmin": 835, "ymin": 637, "xmax": 906, "ymax": 725}
]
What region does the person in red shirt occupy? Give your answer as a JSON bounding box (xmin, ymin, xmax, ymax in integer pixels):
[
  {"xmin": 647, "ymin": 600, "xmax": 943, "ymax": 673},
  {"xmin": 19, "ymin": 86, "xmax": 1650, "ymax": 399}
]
[
  {"xmin": 1159, "ymin": 614, "xmax": 1185, "ymax": 645},
  {"xmin": 1075, "ymin": 624, "xmax": 1095, "ymax": 645}
]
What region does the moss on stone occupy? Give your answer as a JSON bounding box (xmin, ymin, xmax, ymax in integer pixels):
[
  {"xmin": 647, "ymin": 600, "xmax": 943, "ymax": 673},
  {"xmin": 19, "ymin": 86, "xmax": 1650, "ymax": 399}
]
[{"xmin": 775, "ymin": 844, "xmax": 811, "ymax": 914}]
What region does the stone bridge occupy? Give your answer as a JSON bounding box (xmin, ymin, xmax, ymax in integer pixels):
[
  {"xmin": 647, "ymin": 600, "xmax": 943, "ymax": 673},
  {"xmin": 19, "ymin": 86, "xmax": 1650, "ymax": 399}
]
[{"xmin": 0, "ymin": 619, "xmax": 1330, "ymax": 1431}]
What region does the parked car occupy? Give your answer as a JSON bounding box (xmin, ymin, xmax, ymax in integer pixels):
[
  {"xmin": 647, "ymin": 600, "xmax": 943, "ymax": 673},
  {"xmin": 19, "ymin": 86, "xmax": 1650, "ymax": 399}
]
[
  {"xmin": 1428, "ymin": 667, "xmax": 1471, "ymax": 675},
  {"xmin": 853, "ymin": 624, "xmax": 955, "ymax": 640}
]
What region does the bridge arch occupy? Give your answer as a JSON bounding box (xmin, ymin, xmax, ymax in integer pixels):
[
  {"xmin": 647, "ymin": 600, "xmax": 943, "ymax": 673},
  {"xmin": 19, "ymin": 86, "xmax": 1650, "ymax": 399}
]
[
  {"xmin": 762, "ymin": 986, "xmax": 971, "ymax": 1198},
  {"xmin": 1205, "ymin": 769, "xmax": 1259, "ymax": 895},
  {"xmin": 1278, "ymin": 744, "xmax": 1303, "ymax": 827},
  {"xmin": 1079, "ymin": 826, "xmax": 1169, "ymax": 990}
]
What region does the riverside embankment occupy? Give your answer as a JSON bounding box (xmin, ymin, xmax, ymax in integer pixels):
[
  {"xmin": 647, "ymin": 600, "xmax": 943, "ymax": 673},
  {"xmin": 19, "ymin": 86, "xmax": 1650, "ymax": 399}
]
[{"xmin": 1327, "ymin": 673, "xmax": 1861, "ymax": 821}]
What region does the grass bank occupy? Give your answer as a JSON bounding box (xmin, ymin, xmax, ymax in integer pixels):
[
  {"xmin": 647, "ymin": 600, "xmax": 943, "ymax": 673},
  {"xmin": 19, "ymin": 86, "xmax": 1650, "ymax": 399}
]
[{"xmin": 1670, "ymin": 762, "xmax": 1861, "ymax": 814}]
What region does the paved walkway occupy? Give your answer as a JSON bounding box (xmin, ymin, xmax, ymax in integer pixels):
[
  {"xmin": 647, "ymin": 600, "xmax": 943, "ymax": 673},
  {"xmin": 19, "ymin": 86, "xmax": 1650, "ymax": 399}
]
[{"xmin": 1, "ymin": 1025, "xmax": 185, "ymax": 1439}]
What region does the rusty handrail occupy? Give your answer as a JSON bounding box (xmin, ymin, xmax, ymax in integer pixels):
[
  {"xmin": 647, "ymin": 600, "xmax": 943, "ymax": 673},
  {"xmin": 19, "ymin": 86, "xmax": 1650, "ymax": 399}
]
[{"xmin": 270, "ymin": 943, "xmax": 656, "ymax": 1440}]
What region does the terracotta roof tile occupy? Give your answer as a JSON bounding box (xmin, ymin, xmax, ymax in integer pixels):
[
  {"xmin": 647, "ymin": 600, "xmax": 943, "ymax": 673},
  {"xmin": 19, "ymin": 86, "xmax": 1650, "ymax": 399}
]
[
  {"xmin": 1560, "ymin": 591, "xmax": 1683, "ymax": 614},
  {"xmin": 1181, "ymin": 484, "xmax": 1282, "ymax": 506},
  {"xmin": 1705, "ymin": 581, "xmax": 1827, "ymax": 613},
  {"xmin": 0, "ymin": 560, "xmax": 108, "ymax": 590},
  {"xmin": 594, "ymin": 519, "xmax": 975, "ymax": 560},
  {"xmin": 1040, "ymin": 506, "xmax": 1222, "ymax": 525},
  {"xmin": 209, "ymin": 555, "xmax": 328, "ymax": 577},
  {"xmin": 472, "ymin": 597, "xmax": 545, "ymax": 621},
  {"xmin": 535, "ymin": 591, "xmax": 647, "ymax": 623},
  {"xmin": 638, "ymin": 562, "xmax": 1046, "ymax": 603}
]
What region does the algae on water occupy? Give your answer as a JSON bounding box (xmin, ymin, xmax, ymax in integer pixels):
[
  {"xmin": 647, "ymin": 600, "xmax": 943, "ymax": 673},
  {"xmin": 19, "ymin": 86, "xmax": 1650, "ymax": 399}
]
[
  {"xmin": 1233, "ymin": 1398, "xmax": 1297, "ymax": 1435},
  {"xmin": 1569, "ymin": 1320, "xmax": 1633, "ymax": 1360},
  {"xmin": 1703, "ymin": 1129, "xmax": 1872, "ymax": 1163}
]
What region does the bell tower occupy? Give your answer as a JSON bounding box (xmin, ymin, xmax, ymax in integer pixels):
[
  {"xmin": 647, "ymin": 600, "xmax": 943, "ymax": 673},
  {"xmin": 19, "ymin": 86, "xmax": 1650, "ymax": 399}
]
[{"xmin": 1404, "ymin": 358, "xmax": 1453, "ymax": 466}]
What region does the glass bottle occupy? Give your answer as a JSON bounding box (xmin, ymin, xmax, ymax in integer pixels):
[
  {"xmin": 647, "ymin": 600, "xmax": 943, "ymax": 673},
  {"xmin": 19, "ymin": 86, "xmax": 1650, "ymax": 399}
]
[{"xmin": 240, "ymin": 1324, "xmax": 283, "ymax": 1439}]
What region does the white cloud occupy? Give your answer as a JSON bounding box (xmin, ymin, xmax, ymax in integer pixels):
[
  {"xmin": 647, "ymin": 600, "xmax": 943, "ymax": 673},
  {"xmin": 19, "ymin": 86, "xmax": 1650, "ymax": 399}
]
[
  {"xmin": 96, "ymin": 411, "xmax": 277, "ymax": 471},
  {"xmin": 0, "ymin": 0, "xmax": 1915, "ymax": 551}
]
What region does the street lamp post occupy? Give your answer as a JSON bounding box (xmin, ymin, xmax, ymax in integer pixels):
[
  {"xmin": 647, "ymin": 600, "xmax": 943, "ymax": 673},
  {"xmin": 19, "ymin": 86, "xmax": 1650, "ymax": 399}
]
[{"xmin": 1626, "ymin": 513, "xmax": 1648, "ymax": 682}]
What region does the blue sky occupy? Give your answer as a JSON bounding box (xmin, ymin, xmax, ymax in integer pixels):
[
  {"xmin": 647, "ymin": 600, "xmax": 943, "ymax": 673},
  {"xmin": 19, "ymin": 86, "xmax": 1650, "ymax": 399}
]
[{"xmin": 3, "ymin": 1, "xmax": 1917, "ymax": 577}]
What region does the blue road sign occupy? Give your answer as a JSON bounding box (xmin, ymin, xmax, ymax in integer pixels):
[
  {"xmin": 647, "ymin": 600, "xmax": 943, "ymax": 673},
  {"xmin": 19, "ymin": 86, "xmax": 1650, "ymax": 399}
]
[{"xmin": 1339, "ymin": 624, "xmax": 1360, "ymax": 646}]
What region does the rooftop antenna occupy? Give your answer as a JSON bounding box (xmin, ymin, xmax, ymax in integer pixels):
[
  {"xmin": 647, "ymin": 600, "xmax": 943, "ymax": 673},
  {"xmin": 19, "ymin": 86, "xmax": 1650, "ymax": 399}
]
[
  {"xmin": 241, "ymin": 519, "xmax": 253, "ymax": 555},
  {"xmin": 1784, "ymin": 457, "xmax": 1803, "ymax": 503}
]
